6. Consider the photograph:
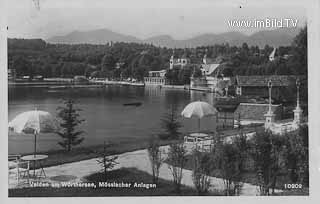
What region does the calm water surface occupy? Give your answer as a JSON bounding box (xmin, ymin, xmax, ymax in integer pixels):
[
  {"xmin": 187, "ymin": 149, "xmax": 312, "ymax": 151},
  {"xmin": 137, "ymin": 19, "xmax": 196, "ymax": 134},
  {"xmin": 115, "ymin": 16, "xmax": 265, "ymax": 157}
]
[{"xmin": 8, "ymin": 86, "xmax": 217, "ymax": 154}]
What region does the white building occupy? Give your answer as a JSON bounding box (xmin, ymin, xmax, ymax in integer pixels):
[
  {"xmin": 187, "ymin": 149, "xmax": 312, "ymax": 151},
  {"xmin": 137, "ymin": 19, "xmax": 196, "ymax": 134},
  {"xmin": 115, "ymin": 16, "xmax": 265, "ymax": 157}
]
[
  {"xmin": 190, "ymin": 53, "xmax": 230, "ymax": 93},
  {"xmin": 144, "ymin": 70, "xmax": 167, "ymax": 85},
  {"xmin": 269, "ymin": 48, "xmax": 277, "ymax": 61},
  {"xmin": 169, "ymin": 50, "xmax": 190, "ymax": 69}
]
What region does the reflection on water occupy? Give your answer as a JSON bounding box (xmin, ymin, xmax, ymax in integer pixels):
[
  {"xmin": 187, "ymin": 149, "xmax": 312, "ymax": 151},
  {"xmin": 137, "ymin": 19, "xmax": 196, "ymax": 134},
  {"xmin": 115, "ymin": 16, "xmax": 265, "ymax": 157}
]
[{"xmin": 8, "ymin": 86, "xmax": 217, "ymax": 154}]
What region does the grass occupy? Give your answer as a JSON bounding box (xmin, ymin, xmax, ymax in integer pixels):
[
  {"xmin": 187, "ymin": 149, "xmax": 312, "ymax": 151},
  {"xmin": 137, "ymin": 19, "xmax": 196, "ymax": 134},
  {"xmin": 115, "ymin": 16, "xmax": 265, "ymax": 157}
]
[
  {"xmin": 9, "ymin": 168, "xmax": 224, "ymax": 196},
  {"xmin": 24, "ymin": 138, "xmax": 180, "ymax": 170},
  {"xmin": 23, "ymin": 125, "xmax": 260, "ymax": 170}
]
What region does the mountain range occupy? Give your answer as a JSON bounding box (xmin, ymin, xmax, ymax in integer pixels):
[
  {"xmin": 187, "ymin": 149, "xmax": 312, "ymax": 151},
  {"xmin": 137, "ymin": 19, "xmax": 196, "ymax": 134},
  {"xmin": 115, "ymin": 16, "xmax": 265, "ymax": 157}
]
[{"xmin": 47, "ymin": 27, "xmax": 300, "ymax": 48}]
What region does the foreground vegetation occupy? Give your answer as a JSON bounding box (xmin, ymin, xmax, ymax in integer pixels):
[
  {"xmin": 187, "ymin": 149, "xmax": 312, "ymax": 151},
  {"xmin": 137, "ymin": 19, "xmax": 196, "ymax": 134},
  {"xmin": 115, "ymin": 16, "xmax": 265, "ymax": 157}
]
[
  {"xmin": 9, "ymin": 168, "xmax": 223, "ymax": 196},
  {"xmin": 165, "ymin": 125, "xmax": 309, "ymax": 196}
]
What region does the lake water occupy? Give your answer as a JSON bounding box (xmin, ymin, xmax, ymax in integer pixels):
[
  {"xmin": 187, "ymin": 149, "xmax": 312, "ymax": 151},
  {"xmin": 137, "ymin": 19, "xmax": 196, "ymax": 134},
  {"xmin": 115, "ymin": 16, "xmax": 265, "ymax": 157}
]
[{"xmin": 8, "ymin": 85, "xmax": 217, "ymax": 154}]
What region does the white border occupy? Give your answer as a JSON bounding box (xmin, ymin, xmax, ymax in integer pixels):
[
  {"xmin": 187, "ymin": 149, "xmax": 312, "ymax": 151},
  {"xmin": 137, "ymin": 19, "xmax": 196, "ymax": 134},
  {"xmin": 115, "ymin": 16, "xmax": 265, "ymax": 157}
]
[{"xmin": 1, "ymin": 0, "xmax": 320, "ymax": 204}]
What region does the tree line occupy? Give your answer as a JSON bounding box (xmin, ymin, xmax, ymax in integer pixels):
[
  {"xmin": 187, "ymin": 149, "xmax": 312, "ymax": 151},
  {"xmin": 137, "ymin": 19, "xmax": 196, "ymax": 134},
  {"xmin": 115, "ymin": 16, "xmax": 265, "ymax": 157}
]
[{"xmin": 8, "ymin": 26, "xmax": 306, "ymax": 81}]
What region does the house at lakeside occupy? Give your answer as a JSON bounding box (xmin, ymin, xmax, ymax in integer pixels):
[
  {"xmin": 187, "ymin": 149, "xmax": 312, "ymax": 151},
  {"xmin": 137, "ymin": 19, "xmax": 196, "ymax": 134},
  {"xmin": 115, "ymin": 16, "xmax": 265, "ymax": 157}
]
[
  {"xmin": 269, "ymin": 47, "xmax": 277, "ymax": 61},
  {"xmin": 169, "ymin": 50, "xmax": 190, "ymax": 69},
  {"xmin": 144, "ymin": 70, "xmax": 167, "ymax": 85},
  {"xmin": 8, "ymin": 69, "xmax": 16, "ymax": 82},
  {"xmin": 190, "ymin": 53, "xmax": 231, "ymax": 93},
  {"xmin": 235, "ymin": 75, "xmax": 296, "ymax": 100},
  {"xmin": 145, "ymin": 50, "xmax": 192, "ymax": 86},
  {"xmin": 234, "ymin": 103, "xmax": 283, "ymax": 126}
]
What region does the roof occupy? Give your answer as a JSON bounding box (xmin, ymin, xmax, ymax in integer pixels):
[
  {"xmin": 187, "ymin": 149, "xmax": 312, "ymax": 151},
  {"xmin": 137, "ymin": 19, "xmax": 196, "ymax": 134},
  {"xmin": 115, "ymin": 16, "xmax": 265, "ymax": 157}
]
[
  {"xmin": 181, "ymin": 52, "xmax": 188, "ymax": 59},
  {"xmin": 269, "ymin": 48, "xmax": 277, "ymax": 59},
  {"xmin": 235, "ymin": 75, "xmax": 295, "ymax": 87},
  {"xmin": 203, "ymin": 57, "xmax": 215, "ymax": 64},
  {"xmin": 149, "ymin": 69, "xmax": 166, "ymax": 73},
  {"xmin": 215, "ymin": 103, "xmax": 239, "ymax": 112},
  {"xmin": 201, "ymin": 64, "xmax": 220, "ymax": 76},
  {"xmin": 234, "ymin": 103, "xmax": 283, "ymax": 121}
]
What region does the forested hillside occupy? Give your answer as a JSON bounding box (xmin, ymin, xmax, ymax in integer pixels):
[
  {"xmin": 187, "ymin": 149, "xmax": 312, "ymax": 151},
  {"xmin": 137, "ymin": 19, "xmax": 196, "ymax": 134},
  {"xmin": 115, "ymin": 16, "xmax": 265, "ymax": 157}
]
[{"xmin": 8, "ymin": 27, "xmax": 307, "ymax": 86}]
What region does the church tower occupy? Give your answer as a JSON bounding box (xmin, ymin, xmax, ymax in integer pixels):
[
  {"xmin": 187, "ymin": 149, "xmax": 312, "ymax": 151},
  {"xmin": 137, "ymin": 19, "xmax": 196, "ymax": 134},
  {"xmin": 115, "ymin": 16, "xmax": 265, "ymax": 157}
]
[
  {"xmin": 170, "ymin": 49, "xmax": 175, "ymax": 69},
  {"xmin": 180, "ymin": 48, "xmax": 189, "ymax": 67},
  {"xmin": 203, "ymin": 49, "xmax": 208, "ymax": 64}
]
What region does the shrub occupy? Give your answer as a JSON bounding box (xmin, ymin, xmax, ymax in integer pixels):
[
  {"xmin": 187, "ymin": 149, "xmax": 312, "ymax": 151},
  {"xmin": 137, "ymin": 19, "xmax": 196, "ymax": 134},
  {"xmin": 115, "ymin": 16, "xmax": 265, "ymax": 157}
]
[
  {"xmin": 211, "ymin": 137, "xmax": 242, "ymax": 195},
  {"xmin": 147, "ymin": 138, "xmax": 164, "ymax": 184},
  {"xmin": 250, "ymin": 130, "xmax": 286, "ymax": 195},
  {"xmin": 96, "ymin": 141, "xmax": 119, "ymax": 180},
  {"xmin": 191, "ymin": 149, "xmax": 211, "ymax": 195},
  {"xmin": 167, "ymin": 143, "xmax": 187, "ymax": 193}
]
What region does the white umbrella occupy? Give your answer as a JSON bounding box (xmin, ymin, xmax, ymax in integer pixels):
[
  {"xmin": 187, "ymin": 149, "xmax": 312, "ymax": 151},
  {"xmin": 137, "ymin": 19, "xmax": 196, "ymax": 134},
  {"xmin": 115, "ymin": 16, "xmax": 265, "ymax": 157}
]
[
  {"xmin": 9, "ymin": 109, "xmax": 58, "ymax": 156},
  {"xmin": 181, "ymin": 101, "xmax": 217, "ymax": 132}
]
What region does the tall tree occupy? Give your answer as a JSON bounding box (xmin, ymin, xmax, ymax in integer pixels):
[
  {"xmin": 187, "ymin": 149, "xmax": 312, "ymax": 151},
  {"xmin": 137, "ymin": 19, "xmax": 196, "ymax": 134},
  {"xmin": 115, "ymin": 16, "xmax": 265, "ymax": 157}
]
[
  {"xmin": 56, "ymin": 99, "xmax": 85, "ymax": 151},
  {"xmin": 158, "ymin": 105, "xmax": 182, "ymax": 140},
  {"xmin": 251, "ymin": 130, "xmax": 286, "ymax": 195},
  {"xmin": 283, "ymin": 125, "xmax": 308, "ymax": 185}
]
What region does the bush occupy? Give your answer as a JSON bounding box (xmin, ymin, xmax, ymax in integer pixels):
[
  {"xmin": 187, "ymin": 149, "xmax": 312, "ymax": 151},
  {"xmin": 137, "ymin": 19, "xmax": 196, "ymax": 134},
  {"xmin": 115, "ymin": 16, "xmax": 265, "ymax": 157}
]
[
  {"xmin": 147, "ymin": 138, "xmax": 164, "ymax": 184},
  {"xmin": 167, "ymin": 143, "xmax": 187, "ymax": 193},
  {"xmin": 191, "ymin": 150, "xmax": 211, "ymax": 195},
  {"xmin": 211, "ymin": 137, "xmax": 242, "ymax": 195},
  {"xmin": 250, "ymin": 130, "xmax": 286, "ymax": 195},
  {"xmin": 96, "ymin": 141, "xmax": 119, "ymax": 180}
]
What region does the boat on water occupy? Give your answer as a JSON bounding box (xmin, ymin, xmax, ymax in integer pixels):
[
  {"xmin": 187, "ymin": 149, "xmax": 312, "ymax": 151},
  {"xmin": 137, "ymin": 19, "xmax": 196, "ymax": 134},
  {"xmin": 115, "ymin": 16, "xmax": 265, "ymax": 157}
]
[{"xmin": 123, "ymin": 102, "xmax": 143, "ymax": 107}]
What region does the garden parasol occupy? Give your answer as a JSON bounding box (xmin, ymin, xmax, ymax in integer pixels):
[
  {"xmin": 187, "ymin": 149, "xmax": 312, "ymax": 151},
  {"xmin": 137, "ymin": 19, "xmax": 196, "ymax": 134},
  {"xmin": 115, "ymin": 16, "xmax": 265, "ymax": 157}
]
[
  {"xmin": 181, "ymin": 101, "xmax": 217, "ymax": 132},
  {"xmin": 9, "ymin": 109, "xmax": 59, "ymax": 156}
]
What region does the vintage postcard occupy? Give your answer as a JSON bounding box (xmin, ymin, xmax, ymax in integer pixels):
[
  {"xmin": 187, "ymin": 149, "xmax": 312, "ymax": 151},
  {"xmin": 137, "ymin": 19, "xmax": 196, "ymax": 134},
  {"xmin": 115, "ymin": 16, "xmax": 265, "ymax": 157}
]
[{"xmin": 2, "ymin": 0, "xmax": 320, "ymax": 202}]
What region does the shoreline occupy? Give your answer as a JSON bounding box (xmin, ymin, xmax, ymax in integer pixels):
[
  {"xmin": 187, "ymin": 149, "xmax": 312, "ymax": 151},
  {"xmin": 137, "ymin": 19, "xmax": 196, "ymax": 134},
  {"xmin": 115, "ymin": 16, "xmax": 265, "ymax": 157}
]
[{"xmin": 8, "ymin": 80, "xmax": 222, "ymax": 94}]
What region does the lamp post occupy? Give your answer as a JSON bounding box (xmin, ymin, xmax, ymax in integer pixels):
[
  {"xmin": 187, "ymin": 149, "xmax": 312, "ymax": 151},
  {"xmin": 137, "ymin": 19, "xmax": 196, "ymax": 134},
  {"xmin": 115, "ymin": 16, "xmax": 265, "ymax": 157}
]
[
  {"xmin": 296, "ymin": 78, "xmax": 300, "ymax": 108},
  {"xmin": 293, "ymin": 78, "xmax": 303, "ymax": 125},
  {"xmin": 264, "ymin": 79, "xmax": 275, "ymax": 130},
  {"xmin": 268, "ymin": 80, "xmax": 272, "ymax": 113}
]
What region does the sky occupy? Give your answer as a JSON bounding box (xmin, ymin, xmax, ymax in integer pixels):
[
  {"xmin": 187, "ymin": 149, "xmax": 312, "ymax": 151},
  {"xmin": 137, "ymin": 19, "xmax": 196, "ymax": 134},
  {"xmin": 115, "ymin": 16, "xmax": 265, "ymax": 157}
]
[{"xmin": 6, "ymin": 0, "xmax": 307, "ymax": 40}]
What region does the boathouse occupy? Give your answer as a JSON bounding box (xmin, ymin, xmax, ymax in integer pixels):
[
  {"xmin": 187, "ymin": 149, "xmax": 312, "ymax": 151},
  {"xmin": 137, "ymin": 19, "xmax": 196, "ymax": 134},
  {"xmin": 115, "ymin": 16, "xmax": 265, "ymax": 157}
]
[
  {"xmin": 234, "ymin": 103, "xmax": 283, "ymax": 125},
  {"xmin": 144, "ymin": 70, "xmax": 166, "ymax": 85},
  {"xmin": 235, "ymin": 75, "xmax": 294, "ymax": 100}
]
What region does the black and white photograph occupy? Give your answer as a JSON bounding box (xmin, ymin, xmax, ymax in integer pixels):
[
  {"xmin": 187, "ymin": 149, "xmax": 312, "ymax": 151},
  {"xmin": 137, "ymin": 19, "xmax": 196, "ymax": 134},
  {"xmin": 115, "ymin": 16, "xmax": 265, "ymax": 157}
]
[{"xmin": 2, "ymin": 0, "xmax": 319, "ymax": 199}]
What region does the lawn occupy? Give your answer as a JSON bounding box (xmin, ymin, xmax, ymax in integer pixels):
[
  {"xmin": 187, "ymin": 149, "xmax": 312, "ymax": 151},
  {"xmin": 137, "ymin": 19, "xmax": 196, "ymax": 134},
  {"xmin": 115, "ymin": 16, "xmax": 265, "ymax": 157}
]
[
  {"xmin": 9, "ymin": 168, "xmax": 224, "ymax": 196},
  {"xmin": 21, "ymin": 125, "xmax": 260, "ymax": 171},
  {"xmin": 24, "ymin": 138, "xmax": 180, "ymax": 170}
]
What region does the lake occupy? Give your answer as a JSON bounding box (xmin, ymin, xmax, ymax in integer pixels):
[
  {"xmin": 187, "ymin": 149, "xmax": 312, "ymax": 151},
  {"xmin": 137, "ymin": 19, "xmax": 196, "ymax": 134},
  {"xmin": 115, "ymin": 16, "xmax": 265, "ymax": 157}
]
[{"xmin": 8, "ymin": 85, "xmax": 217, "ymax": 154}]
